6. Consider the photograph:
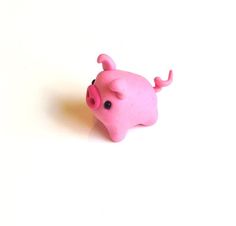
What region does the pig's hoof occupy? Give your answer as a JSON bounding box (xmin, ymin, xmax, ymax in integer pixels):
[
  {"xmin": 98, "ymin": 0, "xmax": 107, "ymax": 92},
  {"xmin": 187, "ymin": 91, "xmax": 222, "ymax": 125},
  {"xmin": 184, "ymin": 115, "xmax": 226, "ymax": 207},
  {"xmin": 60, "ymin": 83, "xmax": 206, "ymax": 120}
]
[
  {"xmin": 110, "ymin": 133, "xmax": 126, "ymax": 142},
  {"xmin": 142, "ymin": 117, "xmax": 157, "ymax": 126}
]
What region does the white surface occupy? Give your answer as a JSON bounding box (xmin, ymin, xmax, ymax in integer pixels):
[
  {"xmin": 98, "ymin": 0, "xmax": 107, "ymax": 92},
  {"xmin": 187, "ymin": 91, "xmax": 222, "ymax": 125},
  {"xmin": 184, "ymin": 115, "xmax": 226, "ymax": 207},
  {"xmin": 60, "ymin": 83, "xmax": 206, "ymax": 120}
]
[{"xmin": 0, "ymin": 0, "xmax": 236, "ymax": 225}]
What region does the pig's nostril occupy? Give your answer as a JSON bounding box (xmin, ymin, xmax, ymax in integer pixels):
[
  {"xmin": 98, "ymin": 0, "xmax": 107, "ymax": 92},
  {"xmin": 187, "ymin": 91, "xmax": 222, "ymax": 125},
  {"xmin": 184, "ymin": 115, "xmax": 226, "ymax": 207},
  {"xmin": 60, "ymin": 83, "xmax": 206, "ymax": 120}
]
[{"xmin": 90, "ymin": 98, "xmax": 95, "ymax": 105}]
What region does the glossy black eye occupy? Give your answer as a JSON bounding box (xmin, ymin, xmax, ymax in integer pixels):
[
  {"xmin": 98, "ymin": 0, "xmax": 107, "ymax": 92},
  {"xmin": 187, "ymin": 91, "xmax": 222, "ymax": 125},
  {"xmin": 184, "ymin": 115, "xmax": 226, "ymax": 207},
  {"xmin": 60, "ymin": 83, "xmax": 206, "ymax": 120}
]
[
  {"xmin": 104, "ymin": 100, "xmax": 112, "ymax": 110},
  {"xmin": 91, "ymin": 79, "xmax": 95, "ymax": 85}
]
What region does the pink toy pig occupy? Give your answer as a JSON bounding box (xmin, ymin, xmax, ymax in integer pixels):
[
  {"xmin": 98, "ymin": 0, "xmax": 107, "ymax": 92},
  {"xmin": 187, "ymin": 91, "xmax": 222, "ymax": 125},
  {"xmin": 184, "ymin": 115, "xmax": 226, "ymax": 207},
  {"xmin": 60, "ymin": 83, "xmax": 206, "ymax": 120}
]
[{"xmin": 86, "ymin": 54, "xmax": 173, "ymax": 142}]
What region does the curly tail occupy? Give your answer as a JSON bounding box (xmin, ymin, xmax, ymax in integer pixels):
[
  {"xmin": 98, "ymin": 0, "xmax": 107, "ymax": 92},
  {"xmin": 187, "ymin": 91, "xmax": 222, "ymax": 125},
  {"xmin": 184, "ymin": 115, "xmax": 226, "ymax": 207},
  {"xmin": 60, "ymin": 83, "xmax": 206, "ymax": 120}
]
[{"xmin": 153, "ymin": 70, "xmax": 173, "ymax": 92}]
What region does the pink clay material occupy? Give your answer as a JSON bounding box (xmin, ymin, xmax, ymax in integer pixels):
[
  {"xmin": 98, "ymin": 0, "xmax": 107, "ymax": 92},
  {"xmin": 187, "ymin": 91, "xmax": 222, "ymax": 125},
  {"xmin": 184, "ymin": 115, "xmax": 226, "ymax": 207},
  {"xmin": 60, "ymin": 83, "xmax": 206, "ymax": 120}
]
[{"xmin": 86, "ymin": 54, "xmax": 173, "ymax": 142}]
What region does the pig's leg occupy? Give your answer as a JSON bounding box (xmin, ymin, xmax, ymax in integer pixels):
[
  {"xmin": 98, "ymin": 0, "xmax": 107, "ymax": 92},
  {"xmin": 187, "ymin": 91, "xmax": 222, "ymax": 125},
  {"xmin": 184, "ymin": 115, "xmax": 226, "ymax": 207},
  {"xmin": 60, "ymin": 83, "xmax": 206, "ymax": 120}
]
[
  {"xmin": 142, "ymin": 114, "xmax": 157, "ymax": 126},
  {"xmin": 107, "ymin": 126, "xmax": 127, "ymax": 142}
]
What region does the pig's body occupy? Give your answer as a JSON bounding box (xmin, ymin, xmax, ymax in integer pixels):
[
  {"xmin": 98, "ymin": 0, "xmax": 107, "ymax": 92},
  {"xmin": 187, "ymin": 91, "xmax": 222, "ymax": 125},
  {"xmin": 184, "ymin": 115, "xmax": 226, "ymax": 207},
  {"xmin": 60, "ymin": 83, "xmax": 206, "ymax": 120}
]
[
  {"xmin": 94, "ymin": 70, "xmax": 157, "ymax": 141},
  {"xmin": 86, "ymin": 54, "xmax": 173, "ymax": 142}
]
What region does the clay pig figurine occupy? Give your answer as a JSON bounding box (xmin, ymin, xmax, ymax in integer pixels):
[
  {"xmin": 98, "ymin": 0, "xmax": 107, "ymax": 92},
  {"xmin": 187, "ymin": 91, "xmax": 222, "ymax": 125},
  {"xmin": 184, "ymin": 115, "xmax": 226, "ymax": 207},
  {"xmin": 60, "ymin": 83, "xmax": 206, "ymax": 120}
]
[{"xmin": 86, "ymin": 54, "xmax": 173, "ymax": 142}]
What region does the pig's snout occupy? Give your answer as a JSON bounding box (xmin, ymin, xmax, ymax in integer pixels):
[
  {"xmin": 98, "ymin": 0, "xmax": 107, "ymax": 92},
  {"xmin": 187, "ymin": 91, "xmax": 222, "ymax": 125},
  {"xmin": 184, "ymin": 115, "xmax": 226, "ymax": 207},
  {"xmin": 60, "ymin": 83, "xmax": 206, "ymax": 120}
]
[{"xmin": 86, "ymin": 85, "xmax": 101, "ymax": 110}]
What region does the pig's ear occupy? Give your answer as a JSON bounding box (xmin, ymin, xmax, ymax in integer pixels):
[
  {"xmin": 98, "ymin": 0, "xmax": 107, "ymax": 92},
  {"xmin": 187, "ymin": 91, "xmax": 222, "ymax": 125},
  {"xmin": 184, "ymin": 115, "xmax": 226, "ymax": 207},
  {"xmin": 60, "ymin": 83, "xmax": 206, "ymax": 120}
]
[
  {"xmin": 97, "ymin": 54, "xmax": 116, "ymax": 71},
  {"xmin": 109, "ymin": 79, "xmax": 127, "ymax": 99}
]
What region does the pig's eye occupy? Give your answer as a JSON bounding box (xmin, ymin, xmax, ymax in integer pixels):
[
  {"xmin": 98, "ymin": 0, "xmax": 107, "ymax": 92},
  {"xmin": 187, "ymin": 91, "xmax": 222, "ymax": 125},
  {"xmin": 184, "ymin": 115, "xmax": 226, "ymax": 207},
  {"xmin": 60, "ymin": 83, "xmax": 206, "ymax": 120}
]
[
  {"xmin": 91, "ymin": 79, "xmax": 95, "ymax": 85},
  {"xmin": 104, "ymin": 100, "xmax": 112, "ymax": 110}
]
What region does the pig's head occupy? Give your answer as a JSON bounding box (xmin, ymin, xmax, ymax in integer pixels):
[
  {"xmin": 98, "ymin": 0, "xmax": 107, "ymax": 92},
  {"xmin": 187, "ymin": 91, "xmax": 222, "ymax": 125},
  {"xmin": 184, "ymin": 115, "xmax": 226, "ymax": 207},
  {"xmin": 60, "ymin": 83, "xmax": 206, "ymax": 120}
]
[{"xmin": 86, "ymin": 54, "xmax": 128, "ymax": 126}]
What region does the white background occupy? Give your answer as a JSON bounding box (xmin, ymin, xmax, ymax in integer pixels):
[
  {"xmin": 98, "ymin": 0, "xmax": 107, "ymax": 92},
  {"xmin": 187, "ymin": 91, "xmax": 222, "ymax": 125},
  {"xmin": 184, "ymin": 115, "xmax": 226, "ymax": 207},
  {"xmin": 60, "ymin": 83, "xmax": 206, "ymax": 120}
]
[{"xmin": 0, "ymin": 0, "xmax": 236, "ymax": 225}]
